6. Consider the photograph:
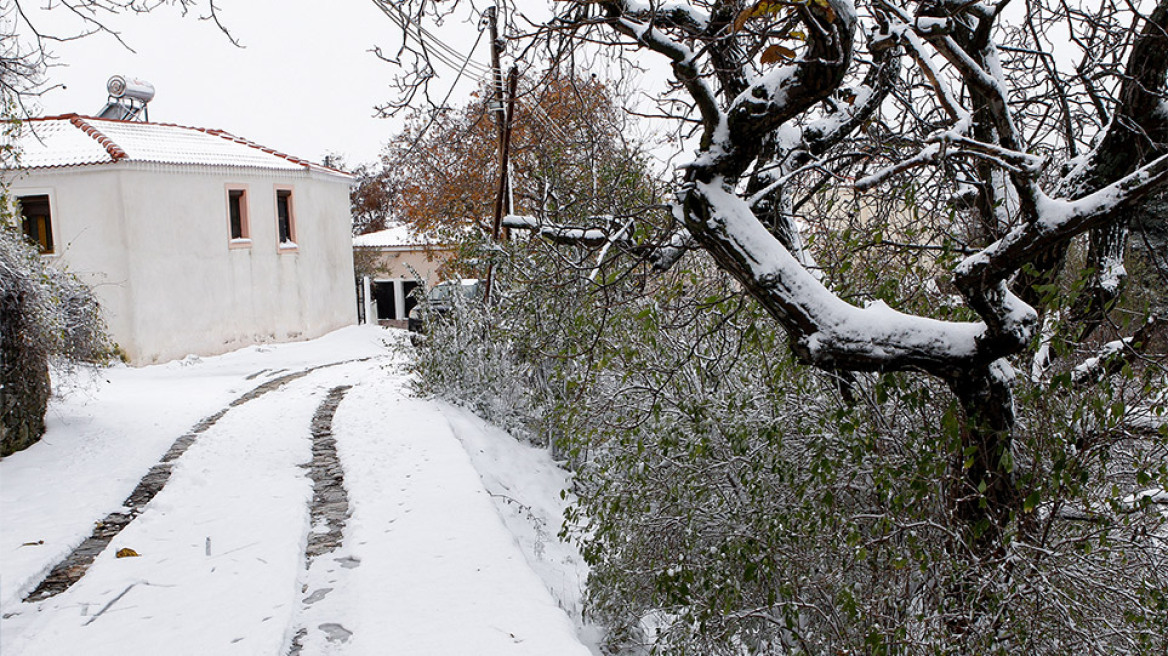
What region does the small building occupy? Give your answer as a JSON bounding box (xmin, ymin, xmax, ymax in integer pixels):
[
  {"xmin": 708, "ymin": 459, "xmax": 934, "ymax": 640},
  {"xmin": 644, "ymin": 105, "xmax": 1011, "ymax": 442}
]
[
  {"xmin": 352, "ymin": 224, "xmax": 456, "ymax": 327},
  {"xmin": 3, "ymin": 114, "xmax": 356, "ymax": 364}
]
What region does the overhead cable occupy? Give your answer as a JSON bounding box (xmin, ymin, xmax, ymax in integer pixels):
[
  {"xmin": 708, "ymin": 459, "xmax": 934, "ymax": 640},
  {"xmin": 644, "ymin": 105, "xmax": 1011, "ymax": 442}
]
[{"xmin": 372, "ymin": 0, "xmax": 495, "ymax": 79}]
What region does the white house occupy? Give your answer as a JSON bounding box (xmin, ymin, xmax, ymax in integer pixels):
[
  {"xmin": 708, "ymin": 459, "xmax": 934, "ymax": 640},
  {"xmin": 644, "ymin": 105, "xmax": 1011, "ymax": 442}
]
[
  {"xmin": 353, "ymin": 224, "xmax": 455, "ymax": 326},
  {"xmin": 3, "ymin": 114, "xmax": 356, "ymax": 364}
]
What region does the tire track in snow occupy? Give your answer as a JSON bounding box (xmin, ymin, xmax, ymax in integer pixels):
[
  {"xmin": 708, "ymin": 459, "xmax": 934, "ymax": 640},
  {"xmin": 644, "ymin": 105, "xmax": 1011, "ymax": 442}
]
[
  {"xmin": 288, "ymin": 384, "xmax": 354, "ymax": 655},
  {"xmin": 22, "ymin": 368, "xmax": 320, "ymax": 603},
  {"xmin": 4, "ymin": 365, "xmax": 358, "ymax": 656}
]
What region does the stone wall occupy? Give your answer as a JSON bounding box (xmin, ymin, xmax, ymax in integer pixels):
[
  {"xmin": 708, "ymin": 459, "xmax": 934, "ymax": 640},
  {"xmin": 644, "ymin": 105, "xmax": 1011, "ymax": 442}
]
[{"xmin": 0, "ymin": 286, "xmax": 51, "ymax": 457}]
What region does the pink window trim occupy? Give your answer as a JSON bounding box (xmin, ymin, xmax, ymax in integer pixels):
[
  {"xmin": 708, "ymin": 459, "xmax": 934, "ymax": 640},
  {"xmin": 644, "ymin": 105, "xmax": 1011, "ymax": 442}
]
[{"xmin": 226, "ymin": 183, "xmax": 251, "ymax": 246}]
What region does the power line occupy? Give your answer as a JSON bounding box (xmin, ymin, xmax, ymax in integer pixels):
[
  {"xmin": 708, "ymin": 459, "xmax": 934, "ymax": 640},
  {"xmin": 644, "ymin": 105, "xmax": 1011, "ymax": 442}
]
[
  {"xmin": 393, "ymin": 27, "xmax": 487, "ymax": 165},
  {"xmin": 372, "ymin": 0, "xmax": 494, "ymax": 79},
  {"xmin": 517, "ymin": 96, "xmax": 573, "ymax": 144},
  {"xmin": 370, "ymin": 0, "xmax": 607, "ymax": 151}
]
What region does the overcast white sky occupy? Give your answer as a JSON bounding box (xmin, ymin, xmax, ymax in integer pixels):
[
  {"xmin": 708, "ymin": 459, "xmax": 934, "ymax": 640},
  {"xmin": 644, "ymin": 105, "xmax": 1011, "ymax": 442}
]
[{"xmin": 20, "ymin": 0, "xmax": 497, "ymax": 167}]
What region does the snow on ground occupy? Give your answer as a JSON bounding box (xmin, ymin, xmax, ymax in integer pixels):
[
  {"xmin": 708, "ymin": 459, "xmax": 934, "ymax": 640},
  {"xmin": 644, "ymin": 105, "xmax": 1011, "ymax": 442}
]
[
  {"xmin": 1, "ymin": 326, "xmax": 597, "ymax": 655},
  {"xmin": 439, "ymin": 405, "xmax": 604, "ymax": 647},
  {"xmin": 0, "ymin": 327, "xmax": 386, "ymax": 609}
]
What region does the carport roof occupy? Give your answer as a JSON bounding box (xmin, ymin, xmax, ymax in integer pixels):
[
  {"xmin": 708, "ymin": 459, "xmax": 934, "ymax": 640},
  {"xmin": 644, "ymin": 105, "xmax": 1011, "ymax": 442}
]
[{"xmin": 353, "ymin": 224, "xmax": 447, "ymax": 249}]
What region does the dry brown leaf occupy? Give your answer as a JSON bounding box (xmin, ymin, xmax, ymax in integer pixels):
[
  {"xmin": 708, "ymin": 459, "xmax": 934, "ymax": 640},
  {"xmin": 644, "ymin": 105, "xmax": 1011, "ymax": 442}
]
[
  {"xmin": 733, "ymin": 0, "xmax": 787, "ymax": 33},
  {"xmin": 732, "ymin": 4, "xmax": 756, "ymax": 32},
  {"xmin": 760, "ymin": 44, "xmax": 797, "ymax": 64},
  {"xmin": 116, "ymin": 547, "xmax": 140, "ymax": 558}
]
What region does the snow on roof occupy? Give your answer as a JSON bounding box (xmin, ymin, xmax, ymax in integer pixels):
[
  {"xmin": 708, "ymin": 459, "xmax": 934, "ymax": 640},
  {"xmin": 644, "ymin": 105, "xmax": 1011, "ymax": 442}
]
[
  {"xmin": 12, "ymin": 118, "xmax": 113, "ymax": 167},
  {"xmin": 9, "ymin": 114, "xmax": 345, "ymax": 174},
  {"xmin": 353, "ymin": 224, "xmax": 445, "ymax": 249}
]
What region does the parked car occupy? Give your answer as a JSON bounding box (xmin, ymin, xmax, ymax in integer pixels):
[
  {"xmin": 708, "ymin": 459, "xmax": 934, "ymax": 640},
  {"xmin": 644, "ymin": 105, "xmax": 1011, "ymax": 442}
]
[{"xmin": 407, "ymin": 279, "xmax": 483, "ymax": 341}]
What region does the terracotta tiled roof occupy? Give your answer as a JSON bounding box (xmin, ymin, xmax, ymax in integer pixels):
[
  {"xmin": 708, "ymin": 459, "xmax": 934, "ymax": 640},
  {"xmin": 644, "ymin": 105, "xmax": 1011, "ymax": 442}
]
[{"xmin": 9, "ymin": 114, "xmax": 346, "ymax": 174}]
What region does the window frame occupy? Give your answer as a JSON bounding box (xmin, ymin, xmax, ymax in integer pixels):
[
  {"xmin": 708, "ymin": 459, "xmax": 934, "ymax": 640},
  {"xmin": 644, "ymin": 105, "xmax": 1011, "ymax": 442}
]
[
  {"xmin": 14, "ymin": 191, "xmax": 57, "ymax": 256},
  {"xmin": 225, "ymin": 184, "xmax": 251, "ymax": 248},
  {"xmin": 274, "ymin": 186, "xmax": 298, "ymax": 252}
]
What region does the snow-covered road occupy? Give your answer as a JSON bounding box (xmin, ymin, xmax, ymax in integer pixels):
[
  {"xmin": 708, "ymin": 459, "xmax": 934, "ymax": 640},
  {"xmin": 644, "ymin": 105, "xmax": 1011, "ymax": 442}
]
[{"xmin": 1, "ymin": 326, "xmax": 596, "ymax": 655}]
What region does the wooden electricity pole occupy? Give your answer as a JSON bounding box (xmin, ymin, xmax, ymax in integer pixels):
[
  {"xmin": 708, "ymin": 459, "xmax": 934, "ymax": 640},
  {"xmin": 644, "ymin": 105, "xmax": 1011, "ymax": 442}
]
[
  {"xmin": 484, "ymin": 5, "xmax": 518, "ymax": 304},
  {"xmin": 485, "ymin": 5, "xmax": 507, "ymax": 176},
  {"xmin": 484, "ymin": 67, "xmax": 518, "ymax": 305},
  {"xmin": 492, "ymin": 69, "xmax": 518, "ymax": 236}
]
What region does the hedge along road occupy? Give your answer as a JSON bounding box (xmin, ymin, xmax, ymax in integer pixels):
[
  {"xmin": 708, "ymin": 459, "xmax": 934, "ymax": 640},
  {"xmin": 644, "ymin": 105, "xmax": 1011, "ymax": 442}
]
[{"xmin": 0, "ymin": 326, "xmax": 594, "ymax": 656}]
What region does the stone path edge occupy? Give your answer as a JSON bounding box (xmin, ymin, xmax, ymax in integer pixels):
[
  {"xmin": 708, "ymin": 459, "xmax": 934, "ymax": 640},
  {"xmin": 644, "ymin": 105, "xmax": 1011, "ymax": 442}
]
[{"xmin": 288, "ymin": 384, "xmax": 354, "ymax": 655}]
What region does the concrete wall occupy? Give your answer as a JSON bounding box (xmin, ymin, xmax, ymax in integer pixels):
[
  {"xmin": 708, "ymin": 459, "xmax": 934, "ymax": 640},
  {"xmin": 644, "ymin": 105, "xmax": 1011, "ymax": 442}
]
[{"xmin": 6, "ymin": 162, "xmax": 355, "ymax": 364}]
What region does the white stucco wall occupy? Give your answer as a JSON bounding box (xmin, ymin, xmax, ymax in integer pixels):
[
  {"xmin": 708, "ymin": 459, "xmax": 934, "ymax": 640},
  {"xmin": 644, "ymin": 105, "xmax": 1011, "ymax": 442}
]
[
  {"xmin": 6, "ymin": 162, "xmax": 355, "ymax": 364},
  {"xmin": 356, "ymin": 246, "xmax": 455, "ymax": 285}
]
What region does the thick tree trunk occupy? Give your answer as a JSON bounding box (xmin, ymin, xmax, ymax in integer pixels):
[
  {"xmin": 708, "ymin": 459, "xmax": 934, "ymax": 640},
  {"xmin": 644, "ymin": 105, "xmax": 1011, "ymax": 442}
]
[
  {"xmin": 947, "ymin": 363, "xmax": 1018, "ymax": 560},
  {"xmin": 939, "ymin": 363, "xmax": 1019, "ymax": 639}
]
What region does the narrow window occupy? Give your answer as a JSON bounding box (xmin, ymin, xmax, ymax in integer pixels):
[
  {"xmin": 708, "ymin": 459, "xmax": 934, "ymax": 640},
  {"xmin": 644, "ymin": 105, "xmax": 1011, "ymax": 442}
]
[
  {"xmin": 276, "ymin": 189, "xmax": 296, "ymax": 246},
  {"xmin": 228, "ymin": 188, "xmax": 249, "ymax": 240},
  {"xmin": 18, "ymin": 195, "xmax": 53, "ymax": 254}
]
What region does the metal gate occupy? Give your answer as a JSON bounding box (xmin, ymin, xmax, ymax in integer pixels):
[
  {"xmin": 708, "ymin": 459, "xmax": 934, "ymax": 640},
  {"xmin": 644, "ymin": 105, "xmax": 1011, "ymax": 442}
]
[{"xmin": 355, "ymin": 277, "xmax": 366, "ymax": 324}]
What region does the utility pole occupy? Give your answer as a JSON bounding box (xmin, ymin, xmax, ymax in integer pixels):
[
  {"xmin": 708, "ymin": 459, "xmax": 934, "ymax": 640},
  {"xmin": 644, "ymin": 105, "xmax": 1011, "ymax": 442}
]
[
  {"xmin": 485, "ymin": 68, "xmax": 519, "ymax": 306},
  {"xmin": 483, "ymin": 5, "xmax": 514, "ymax": 304},
  {"xmin": 485, "ymin": 5, "xmax": 507, "ymax": 193},
  {"xmin": 493, "ymin": 68, "xmax": 519, "ymax": 235},
  {"xmin": 485, "ymin": 5, "xmax": 514, "ymax": 229}
]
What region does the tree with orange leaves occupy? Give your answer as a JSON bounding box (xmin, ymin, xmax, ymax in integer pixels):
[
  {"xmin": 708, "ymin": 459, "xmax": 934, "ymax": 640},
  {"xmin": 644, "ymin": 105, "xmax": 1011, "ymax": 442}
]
[{"xmin": 376, "ymin": 74, "xmax": 661, "ymax": 241}]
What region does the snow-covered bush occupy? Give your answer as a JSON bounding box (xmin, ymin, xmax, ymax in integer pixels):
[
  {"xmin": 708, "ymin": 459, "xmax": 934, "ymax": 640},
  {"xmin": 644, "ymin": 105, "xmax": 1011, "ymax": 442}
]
[
  {"xmin": 410, "ymin": 228, "xmax": 1167, "ymax": 654},
  {"xmin": 408, "ymin": 284, "xmax": 544, "ymax": 442},
  {"xmin": 568, "ymin": 304, "xmax": 1167, "ymax": 655},
  {"xmin": 408, "ymin": 233, "xmax": 599, "ymax": 451},
  {"xmin": 393, "ymin": 0, "xmax": 1168, "ymax": 641}
]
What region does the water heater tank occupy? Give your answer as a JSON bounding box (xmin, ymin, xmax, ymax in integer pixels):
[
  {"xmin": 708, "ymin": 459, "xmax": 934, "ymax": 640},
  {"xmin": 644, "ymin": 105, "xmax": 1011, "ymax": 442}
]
[{"xmin": 106, "ymin": 75, "xmax": 155, "ymax": 103}]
